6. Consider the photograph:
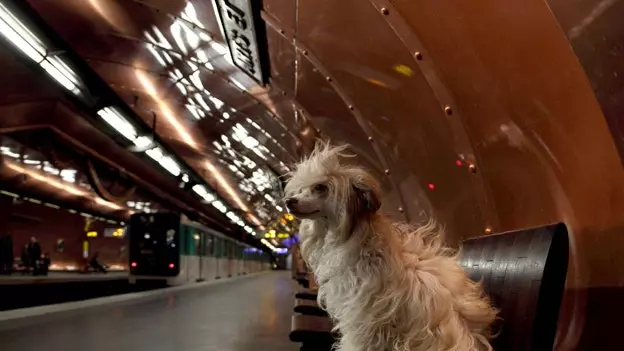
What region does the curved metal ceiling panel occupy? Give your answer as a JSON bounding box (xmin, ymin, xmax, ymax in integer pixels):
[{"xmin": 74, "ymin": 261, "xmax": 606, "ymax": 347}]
[{"xmin": 25, "ymin": 0, "xmax": 294, "ymax": 230}]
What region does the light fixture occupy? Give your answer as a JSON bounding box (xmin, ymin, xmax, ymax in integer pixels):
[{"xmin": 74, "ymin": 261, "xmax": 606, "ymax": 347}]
[
  {"xmin": 211, "ymin": 200, "xmax": 228, "ymax": 213},
  {"xmin": 145, "ymin": 147, "xmax": 181, "ymax": 176},
  {"xmin": 0, "ymin": 4, "xmax": 82, "ymax": 95},
  {"xmin": 192, "ymin": 184, "xmax": 216, "ymax": 202},
  {"xmin": 6, "ymin": 162, "xmax": 87, "ymax": 197},
  {"xmin": 260, "ymin": 238, "xmax": 277, "ymax": 252},
  {"xmin": 97, "ymin": 107, "xmax": 139, "ymax": 142}
]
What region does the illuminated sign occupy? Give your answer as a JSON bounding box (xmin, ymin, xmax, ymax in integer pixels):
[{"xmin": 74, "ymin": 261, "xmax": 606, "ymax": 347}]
[
  {"xmin": 213, "ymin": 0, "xmax": 268, "ymax": 84},
  {"xmin": 104, "ymin": 227, "xmax": 125, "ymax": 238},
  {"xmin": 86, "ymin": 231, "xmax": 98, "ymax": 238}
]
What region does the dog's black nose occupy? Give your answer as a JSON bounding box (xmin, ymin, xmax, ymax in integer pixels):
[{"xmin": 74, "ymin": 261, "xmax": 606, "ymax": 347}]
[{"xmin": 285, "ymin": 198, "xmax": 298, "ymax": 210}]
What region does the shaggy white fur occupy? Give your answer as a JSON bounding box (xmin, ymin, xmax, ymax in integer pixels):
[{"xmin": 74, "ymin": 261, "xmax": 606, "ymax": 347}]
[{"xmin": 284, "ymin": 143, "xmax": 498, "ymax": 351}]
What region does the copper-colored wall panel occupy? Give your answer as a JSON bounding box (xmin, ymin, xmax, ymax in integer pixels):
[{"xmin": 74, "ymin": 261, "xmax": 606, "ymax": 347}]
[
  {"xmin": 292, "ymin": 53, "xmax": 406, "ymax": 215},
  {"xmin": 261, "ymin": 0, "xmax": 624, "ymax": 347},
  {"xmin": 266, "ymin": 29, "xmax": 296, "ymax": 96},
  {"xmin": 0, "ymin": 196, "xmax": 127, "ymax": 268},
  {"xmin": 262, "ymin": 0, "xmax": 296, "ymax": 31},
  {"xmin": 544, "ymin": 0, "xmax": 624, "ymax": 164},
  {"xmin": 294, "ymin": 0, "xmax": 488, "ymax": 234}
]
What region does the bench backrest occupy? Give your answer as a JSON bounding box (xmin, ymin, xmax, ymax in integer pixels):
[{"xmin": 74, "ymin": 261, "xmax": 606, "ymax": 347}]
[{"xmin": 459, "ymin": 223, "xmax": 569, "ymax": 351}]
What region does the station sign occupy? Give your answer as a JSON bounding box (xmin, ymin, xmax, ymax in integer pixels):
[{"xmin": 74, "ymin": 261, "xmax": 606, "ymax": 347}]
[
  {"xmin": 213, "ymin": 0, "xmax": 269, "ymax": 84},
  {"xmin": 104, "ymin": 227, "xmax": 125, "ymax": 238}
]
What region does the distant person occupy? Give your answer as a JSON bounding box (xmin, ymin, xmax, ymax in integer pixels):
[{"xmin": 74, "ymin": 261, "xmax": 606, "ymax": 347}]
[
  {"xmin": 27, "ymin": 237, "xmax": 42, "ymax": 275},
  {"xmin": 20, "ymin": 244, "xmax": 31, "ymax": 275},
  {"xmin": 0, "ymin": 235, "xmax": 13, "ymax": 274},
  {"xmin": 89, "ymin": 252, "xmax": 107, "ymax": 273},
  {"xmin": 40, "ymin": 252, "xmax": 51, "ymax": 276}
]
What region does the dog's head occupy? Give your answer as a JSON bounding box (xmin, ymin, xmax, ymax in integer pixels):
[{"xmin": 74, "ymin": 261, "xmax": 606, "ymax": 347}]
[{"xmin": 284, "ymin": 142, "xmax": 381, "ymax": 229}]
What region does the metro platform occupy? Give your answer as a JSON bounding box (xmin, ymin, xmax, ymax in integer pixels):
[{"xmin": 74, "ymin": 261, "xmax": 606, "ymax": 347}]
[
  {"xmin": 0, "ymin": 271, "xmax": 297, "ymax": 351},
  {"xmin": 0, "ymin": 272, "xmax": 127, "ymax": 285}
]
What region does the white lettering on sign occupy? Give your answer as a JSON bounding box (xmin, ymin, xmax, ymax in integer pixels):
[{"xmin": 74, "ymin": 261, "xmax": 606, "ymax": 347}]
[{"xmin": 214, "ymin": 0, "xmax": 265, "ymax": 83}]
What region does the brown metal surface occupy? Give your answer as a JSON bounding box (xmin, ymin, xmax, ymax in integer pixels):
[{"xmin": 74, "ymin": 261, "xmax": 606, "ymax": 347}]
[
  {"xmin": 263, "ymin": 0, "xmax": 624, "ymax": 348},
  {"xmin": 544, "ymin": 0, "xmax": 624, "ymax": 165}
]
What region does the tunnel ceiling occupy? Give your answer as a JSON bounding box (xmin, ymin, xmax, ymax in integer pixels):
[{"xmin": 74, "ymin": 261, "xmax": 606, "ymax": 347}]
[{"xmin": 0, "ymin": 0, "xmax": 304, "ymax": 251}]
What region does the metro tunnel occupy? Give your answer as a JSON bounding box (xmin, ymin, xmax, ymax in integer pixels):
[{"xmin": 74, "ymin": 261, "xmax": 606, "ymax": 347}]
[{"xmin": 0, "ymin": 0, "xmax": 622, "ymax": 350}]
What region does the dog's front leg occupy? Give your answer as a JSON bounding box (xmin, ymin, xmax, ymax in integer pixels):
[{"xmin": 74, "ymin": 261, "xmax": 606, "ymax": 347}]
[{"xmin": 334, "ymin": 334, "xmax": 361, "ymax": 351}]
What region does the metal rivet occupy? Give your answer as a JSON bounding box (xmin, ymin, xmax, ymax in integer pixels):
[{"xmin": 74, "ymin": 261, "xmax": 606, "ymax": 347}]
[
  {"xmin": 414, "ymin": 52, "xmax": 423, "ymax": 60},
  {"xmin": 381, "ymin": 7, "xmax": 389, "ymax": 15},
  {"xmin": 468, "ymin": 164, "xmax": 477, "ymax": 173},
  {"xmin": 281, "ymin": 91, "xmax": 286, "ymax": 96},
  {"xmin": 384, "ymin": 169, "xmax": 390, "ymax": 175},
  {"xmin": 444, "ymin": 106, "xmax": 453, "ymax": 115},
  {"xmin": 398, "ymin": 207, "xmax": 404, "ymax": 213},
  {"xmin": 367, "ymin": 136, "xmax": 373, "ymax": 142},
  {"xmin": 302, "ymin": 50, "xmax": 308, "ymax": 56},
  {"xmin": 279, "ymin": 29, "xmax": 285, "ymax": 34},
  {"xmin": 348, "ymin": 105, "xmax": 354, "ymax": 111},
  {"xmin": 484, "ymin": 227, "xmax": 492, "ymax": 235},
  {"xmin": 326, "ymin": 76, "xmax": 332, "ymax": 82}
]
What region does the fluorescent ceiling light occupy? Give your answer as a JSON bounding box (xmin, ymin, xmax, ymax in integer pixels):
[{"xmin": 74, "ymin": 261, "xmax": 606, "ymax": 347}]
[
  {"xmin": 97, "ymin": 107, "xmax": 138, "ymax": 142},
  {"xmin": 212, "ymin": 200, "xmax": 228, "ymax": 213},
  {"xmin": 192, "ymin": 184, "xmax": 216, "ymax": 202},
  {"xmin": 145, "ymin": 147, "xmax": 181, "ymax": 176},
  {"xmin": 0, "ymin": 4, "xmax": 45, "ymax": 62},
  {"xmin": 260, "ymin": 238, "xmax": 276, "ymax": 252},
  {"xmin": 0, "ymin": 4, "xmax": 82, "ymax": 95}
]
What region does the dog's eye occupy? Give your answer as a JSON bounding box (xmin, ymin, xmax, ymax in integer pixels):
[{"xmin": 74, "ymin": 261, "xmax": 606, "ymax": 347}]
[{"xmin": 313, "ymin": 184, "xmax": 328, "ymax": 193}]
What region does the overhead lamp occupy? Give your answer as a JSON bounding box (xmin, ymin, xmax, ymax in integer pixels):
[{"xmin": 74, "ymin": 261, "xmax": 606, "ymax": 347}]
[
  {"xmin": 0, "ymin": 4, "xmax": 82, "ymax": 95},
  {"xmin": 260, "ymin": 238, "xmax": 277, "ymax": 252},
  {"xmin": 212, "ymin": 200, "xmax": 228, "ymax": 213},
  {"xmin": 145, "ymin": 146, "xmax": 181, "ymax": 176},
  {"xmin": 6, "ymin": 162, "xmax": 87, "ymax": 197},
  {"xmin": 97, "ymin": 107, "xmax": 139, "ymax": 142},
  {"xmin": 192, "ymin": 184, "xmax": 216, "ymax": 202},
  {"xmin": 226, "ymin": 211, "xmax": 240, "ymax": 222}
]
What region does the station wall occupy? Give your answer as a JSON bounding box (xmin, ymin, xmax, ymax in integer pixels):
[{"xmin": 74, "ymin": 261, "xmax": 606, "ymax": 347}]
[{"xmin": 0, "ymin": 194, "xmax": 127, "ymax": 270}]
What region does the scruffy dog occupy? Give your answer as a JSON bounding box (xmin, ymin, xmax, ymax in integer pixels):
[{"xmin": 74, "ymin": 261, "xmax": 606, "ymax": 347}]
[{"xmin": 284, "ymin": 143, "xmax": 498, "ymax": 351}]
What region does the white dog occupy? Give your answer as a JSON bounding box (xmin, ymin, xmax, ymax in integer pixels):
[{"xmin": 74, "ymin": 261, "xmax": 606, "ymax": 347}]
[{"xmin": 284, "ymin": 143, "xmax": 498, "ymax": 351}]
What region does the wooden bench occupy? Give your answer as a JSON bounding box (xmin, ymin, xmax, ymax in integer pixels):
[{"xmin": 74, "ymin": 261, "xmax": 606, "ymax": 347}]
[
  {"xmin": 294, "ymin": 272, "xmax": 309, "ymax": 288},
  {"xmin": 295, "ymin": 288, "xmax": 317, "ymax": 301},
  {"xmin": 289, "ymin": 314, "xmax": 335, "ymax": 351},
  {"xmin": 294, "ymin": 298, "xmax": 328, "ymax": 316},
  {"xmin": 460, "ymin": 222, "xmax": 569, "ymax": 351}
]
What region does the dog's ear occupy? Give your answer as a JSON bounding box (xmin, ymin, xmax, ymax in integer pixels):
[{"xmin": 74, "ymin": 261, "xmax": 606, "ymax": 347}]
[{"xmin": 352, "ymin": 180, "xmax": 381, "ymax": 214}]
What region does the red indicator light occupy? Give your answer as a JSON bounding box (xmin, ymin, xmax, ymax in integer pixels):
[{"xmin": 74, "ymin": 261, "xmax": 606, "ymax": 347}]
[
  {"xmin": 131, "ymin": 262, "xmax": 137, "ymax": 268},
  {"xmin": 455, "ymin": 160, "xmax": 462, "ymax": 166},
  {"xmin": 428, "ymin": 183, "xmax": 435, "ymax": 190},
  {"xmin": 169, "ymin": 263, "xmax": 175, "ymax": 269}
]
